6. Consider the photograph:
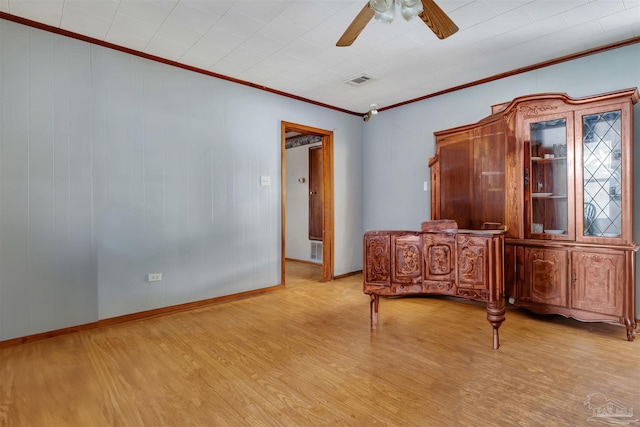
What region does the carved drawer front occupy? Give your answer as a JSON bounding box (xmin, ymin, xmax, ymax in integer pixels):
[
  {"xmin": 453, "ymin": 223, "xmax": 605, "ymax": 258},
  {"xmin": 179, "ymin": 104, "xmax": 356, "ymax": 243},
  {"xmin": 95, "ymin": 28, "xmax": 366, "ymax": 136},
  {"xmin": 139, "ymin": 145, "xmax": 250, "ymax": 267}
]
[
  {"xmin": 364, "ymin": 232, "xmax": 391, "ymax": 287},
  {"xmin": 391, "ymin": 234, "xmax": 422, "ymax": 284},
  {"xmin": 525, "ymin": 247, "xmax": 568, "ymax": 307},
  {"xmin": 571, "ymin": 251, "xmax": 624, "ymax": 317},
  {"xmin": 423, "ymin": 233, "xmax": 455, "ymax": 282},
  {"xmin": 456, "ymin": 235, "xmax": 487, "ymax": 289}
]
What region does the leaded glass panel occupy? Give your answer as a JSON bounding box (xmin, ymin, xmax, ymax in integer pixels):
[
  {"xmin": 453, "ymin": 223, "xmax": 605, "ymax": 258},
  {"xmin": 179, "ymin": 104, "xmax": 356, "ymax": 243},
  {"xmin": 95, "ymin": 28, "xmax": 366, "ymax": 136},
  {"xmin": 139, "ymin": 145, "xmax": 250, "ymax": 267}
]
[{"xmin": 582, "ymin": 111, "xmax": 622, "ymax": 237}]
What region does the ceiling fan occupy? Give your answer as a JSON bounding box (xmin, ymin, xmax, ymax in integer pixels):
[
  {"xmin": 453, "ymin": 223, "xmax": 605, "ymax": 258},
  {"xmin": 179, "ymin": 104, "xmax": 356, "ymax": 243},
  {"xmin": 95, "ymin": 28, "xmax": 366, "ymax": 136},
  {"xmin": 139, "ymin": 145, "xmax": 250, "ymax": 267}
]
[{"xmin": 336, "ymin": 0, "xmax": 458, "ymax": 47}]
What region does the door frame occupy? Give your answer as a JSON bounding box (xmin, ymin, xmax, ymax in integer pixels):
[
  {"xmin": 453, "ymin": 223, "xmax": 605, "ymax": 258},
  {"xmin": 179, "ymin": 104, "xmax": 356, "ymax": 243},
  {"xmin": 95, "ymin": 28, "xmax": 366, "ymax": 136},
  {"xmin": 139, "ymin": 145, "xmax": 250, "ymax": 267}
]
[{"xmin": 281, "ymin": 121, "xmax": 334, "ymax": 284}]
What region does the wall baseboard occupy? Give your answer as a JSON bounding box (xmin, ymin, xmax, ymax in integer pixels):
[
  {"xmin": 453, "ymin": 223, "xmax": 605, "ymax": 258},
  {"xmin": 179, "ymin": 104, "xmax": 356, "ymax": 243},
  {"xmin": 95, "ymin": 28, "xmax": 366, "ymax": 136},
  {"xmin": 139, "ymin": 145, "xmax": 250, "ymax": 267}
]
[
  {"xmin": 334, "ymin": 270, "xmax": 362, "ymax": 280},
  {"xmin": 0, "ymin": 284, "xmax": 284, "ymax": 349},
  {"xmin": 285, "ymin": 257, "xmax": 321, "ymax": 266},
  {"xmin": 0, "ymin": 282, "xmax": 633, "ymax": 347},
  {"xmin": 284, "ymin": 258, "xmax": 360, "ymax": 280}
]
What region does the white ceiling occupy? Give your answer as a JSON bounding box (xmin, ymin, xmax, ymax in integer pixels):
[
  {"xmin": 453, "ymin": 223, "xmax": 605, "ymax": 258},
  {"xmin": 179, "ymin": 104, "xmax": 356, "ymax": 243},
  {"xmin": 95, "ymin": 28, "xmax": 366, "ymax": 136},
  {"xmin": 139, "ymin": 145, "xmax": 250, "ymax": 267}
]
[{"xmin": 1, "ymin": 0, "xmax": 639, "ymax": 114}]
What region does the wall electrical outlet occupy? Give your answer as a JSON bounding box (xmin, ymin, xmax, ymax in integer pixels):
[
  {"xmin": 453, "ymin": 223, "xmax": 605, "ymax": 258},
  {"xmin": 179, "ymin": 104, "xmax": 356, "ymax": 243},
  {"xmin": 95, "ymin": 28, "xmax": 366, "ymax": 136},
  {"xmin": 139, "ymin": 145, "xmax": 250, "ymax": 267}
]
[{"xmin": 147, "ymin": 273, "xmax": 162, "ymax": 282}]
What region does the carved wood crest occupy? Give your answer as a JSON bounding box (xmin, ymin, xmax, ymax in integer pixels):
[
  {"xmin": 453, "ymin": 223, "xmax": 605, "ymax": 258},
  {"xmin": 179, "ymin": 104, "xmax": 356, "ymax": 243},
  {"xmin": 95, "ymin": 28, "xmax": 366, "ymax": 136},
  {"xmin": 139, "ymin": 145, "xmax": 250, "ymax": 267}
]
[
  {"xmin": 396, "ymin": 242, "xmax": 420, "ymax": 276},
  {"xmin": 518, "ymin": 104, "xmax": 558, "ymax": 117},
  {"xmin": 428, "ymin": 244, "xmax": 451, "ymax": 275},
  {"xmin": 457, "ymin": 236, "xmax": 485, "ymax": 286}
]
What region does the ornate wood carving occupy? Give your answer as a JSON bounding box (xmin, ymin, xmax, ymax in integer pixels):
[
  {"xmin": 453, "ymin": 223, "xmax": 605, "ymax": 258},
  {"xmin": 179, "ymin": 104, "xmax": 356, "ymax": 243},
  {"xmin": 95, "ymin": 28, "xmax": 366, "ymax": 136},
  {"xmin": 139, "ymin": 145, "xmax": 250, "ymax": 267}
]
[
  {"xmin": 423, "ymin": 232, "xmax": 455, "ymax": 282},
  {"xmin": 457, "ymin": 288, "xmax": 489, "ymax": 300},
  {"xmin": 363, "ymin": 227, "xmax": 506, "ymax": 349},
  {"xmin": 424, "ymin": 281, "xmax": 454, "ymax": 293},
  {"xmin": 572, "ymin": 251, "xmax": 623, "ymax": 317},
  {"xmin": 364, "ymin": 234, "xmax": 390, "ymax": 285},
  {"xmin": 527, "ymin": 248, "xmax": 567, "ymax": 307},
  {"xmin": 429, "ymin": 244, "xmax": 451, "ymax": 274},
  {"xmin": 518, "ymin": 104, "xmax": 558, "ymax": 117},
  {"xmin": 457, "ymin": 235, "xmax": 486, "ymax": 289},
  {"xmin": 392, "ymin": 235, "xmax": 422, "ymax": 284},
  {"xmin": 397, "ymin": 243, "xmax": 420, "ymax": 275}
]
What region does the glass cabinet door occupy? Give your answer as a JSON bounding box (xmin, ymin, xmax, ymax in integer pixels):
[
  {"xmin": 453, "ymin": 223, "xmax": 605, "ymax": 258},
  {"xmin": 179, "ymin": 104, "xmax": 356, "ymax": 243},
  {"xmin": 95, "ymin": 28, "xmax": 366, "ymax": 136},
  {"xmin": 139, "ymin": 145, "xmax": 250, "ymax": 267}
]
[
  {"xmin": 581, "ymin": 110, "xmax": 622, "ymax": 238},
  {"xmin": 526, "ymin": 116, "xmax": 571, "ymax": 239}
]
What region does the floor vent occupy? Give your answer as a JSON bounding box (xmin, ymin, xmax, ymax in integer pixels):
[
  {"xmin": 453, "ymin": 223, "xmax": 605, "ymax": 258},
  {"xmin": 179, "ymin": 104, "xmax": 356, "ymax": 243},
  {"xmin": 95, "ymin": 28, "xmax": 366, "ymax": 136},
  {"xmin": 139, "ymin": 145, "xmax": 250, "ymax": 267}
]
[
  {"xmin": 310, "ymin": 241, "xmax": 323, "ymax": 262},
  {"xmin": 344, "ymin": 73, "xmax": 373, "ymax": 86}
]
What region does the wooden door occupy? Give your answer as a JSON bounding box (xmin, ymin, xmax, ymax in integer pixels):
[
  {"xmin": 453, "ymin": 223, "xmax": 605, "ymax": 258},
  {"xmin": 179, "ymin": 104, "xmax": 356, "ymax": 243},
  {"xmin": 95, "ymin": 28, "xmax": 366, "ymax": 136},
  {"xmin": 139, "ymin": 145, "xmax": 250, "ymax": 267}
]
[
  {"xmin": 308, "ymin": 146, "xmax": 323, "ymax": 241},
  {"xmin": 519, "ymin": 111, "xmax": 575, "ymax": 241},
  {"xmin": 435, "ymin": 131, "xmax": 473, "ymax": 228},
  {"xmin": 525, "ymin": 247, "xmax": 568, "ymax": 306},
  {"xmin": 573, "ymin": 101, "xmax": 634, "ymax": 245},
  {"xmin": 571, "ymin": 251, "xmax": 624, "ymax": 316},
  {"xmin": 472, "ymin": 121, "xmax": 506, "ymax": 229}
]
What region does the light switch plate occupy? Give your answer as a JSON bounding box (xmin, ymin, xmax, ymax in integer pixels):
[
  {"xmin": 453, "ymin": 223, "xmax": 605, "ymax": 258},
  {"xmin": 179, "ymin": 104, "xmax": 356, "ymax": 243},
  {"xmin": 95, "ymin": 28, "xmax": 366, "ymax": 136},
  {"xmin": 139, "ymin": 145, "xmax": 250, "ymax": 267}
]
[{"xmin": 260, "ymin": 176, "xmax": 271, "ymax": 186}]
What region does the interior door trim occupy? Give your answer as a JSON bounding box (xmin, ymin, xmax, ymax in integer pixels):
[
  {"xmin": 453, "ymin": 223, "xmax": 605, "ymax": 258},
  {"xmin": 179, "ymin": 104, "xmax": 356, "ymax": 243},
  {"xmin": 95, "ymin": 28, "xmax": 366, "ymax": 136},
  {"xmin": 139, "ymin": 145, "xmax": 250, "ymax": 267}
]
[{"xmin": 281, "ymin": 121, "xmax": 334, "ymax": 284}]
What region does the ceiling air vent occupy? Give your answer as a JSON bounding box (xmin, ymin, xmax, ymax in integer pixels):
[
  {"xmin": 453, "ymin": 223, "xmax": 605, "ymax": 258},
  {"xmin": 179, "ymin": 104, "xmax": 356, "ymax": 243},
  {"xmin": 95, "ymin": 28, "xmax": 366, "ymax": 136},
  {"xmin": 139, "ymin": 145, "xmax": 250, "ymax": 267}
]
[{"xmin": 344, "ymin": 73, "xmax": 373, "ymax": 87}]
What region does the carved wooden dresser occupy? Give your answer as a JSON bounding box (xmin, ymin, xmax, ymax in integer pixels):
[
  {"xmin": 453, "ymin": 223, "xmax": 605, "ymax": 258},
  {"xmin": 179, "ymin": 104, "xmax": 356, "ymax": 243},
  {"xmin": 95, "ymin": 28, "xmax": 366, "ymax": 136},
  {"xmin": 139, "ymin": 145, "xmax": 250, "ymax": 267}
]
[{"xmin": 363, "ymin": 220, "xmax": 507, "ymax": 349}]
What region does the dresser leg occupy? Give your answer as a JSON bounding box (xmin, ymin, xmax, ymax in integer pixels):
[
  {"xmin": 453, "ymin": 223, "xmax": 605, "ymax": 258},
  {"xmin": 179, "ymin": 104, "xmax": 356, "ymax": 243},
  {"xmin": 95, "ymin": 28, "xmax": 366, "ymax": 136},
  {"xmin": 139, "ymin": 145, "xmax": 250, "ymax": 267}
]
[
  {"xmin": 625, "ymin": 318, "xmax": 636, "ymax": 341},
  {"xmin": 486, "ymin": 299, "xmax": 506, "ymax": 349},
  {"xmin": 370, "ymin": 295, "xmax": 379, "ymax": 329}
]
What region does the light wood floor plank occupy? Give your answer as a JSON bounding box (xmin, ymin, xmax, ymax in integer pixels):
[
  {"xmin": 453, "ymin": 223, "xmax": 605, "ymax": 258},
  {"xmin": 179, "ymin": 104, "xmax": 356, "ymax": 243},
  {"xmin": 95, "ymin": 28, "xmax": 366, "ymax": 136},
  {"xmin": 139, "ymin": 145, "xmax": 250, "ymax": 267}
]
[{"xmin": 0, "ymin": 260, "xmax": 638, "ymax": 426}]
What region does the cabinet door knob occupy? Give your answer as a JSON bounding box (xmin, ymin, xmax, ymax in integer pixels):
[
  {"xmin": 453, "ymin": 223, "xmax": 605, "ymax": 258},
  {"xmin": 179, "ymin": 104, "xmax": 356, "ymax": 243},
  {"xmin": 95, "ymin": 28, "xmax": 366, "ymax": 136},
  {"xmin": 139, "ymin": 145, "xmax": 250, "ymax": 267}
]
[{"xmin": 310, "ymin": 191, "xmax": 317, "ymax": 195}]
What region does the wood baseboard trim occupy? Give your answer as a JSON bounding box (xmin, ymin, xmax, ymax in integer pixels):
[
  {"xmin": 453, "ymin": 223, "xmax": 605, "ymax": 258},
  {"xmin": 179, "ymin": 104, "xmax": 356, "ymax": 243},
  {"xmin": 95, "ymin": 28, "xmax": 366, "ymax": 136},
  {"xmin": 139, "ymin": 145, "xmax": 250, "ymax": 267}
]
[
  {"xmin": 0, "ymin": 284, "xmax": 284, "ymax": 349},
  {"xmin": 283, "ymin": 258, "xmax": 360, "ymax": 280},
  {"xmin": 334, "ymin": 270, "xmax": 362, "ymax": 280},
  {"xmin": 285, "ymin": 257, "xmax": 322, "ymax": 266},
  {"xmin": 0, "ymin": 322, "xmax": 100, "ymax": 348}
]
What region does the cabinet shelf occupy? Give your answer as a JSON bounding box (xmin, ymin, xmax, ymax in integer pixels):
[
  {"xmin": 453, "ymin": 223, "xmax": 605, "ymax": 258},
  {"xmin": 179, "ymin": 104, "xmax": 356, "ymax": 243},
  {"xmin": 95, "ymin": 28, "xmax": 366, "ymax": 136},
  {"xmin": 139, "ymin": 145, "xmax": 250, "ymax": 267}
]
[
  {"xmin": 531, "ymin": 195, "xmax": 567, "ymax": 199},
  {"xmin": 531, "ymin": 156, "xmax": 566, "ymax": 163}
]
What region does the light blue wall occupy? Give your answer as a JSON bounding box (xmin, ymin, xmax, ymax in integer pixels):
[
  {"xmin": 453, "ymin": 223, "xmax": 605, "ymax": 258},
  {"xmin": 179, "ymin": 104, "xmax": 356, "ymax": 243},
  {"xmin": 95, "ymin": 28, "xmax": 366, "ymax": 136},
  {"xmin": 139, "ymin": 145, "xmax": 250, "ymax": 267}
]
[
  {"xmin": 0, "ymin": 19, "xmax": 363, "ymax": 341},
  {"xmin": 2, "ymin": 16, "xmax": 638, "ymax": 342},
  {"xmin": 362, "ymin": 42, "xmax": 640, "ymax": 310}
]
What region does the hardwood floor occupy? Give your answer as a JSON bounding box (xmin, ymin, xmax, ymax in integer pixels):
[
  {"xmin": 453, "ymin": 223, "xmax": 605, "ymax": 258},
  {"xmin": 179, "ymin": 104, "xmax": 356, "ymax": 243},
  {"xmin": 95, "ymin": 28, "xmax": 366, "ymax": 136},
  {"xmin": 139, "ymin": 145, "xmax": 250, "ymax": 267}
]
[{"xmin": 0, "ymin": 260, "xmax": 638, "ymax": 426}]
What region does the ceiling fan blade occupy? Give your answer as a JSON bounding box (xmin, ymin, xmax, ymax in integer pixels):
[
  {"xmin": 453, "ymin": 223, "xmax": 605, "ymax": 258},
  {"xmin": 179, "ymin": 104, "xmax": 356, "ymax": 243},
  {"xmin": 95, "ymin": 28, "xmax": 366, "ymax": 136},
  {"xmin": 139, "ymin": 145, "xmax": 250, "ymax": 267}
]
[
  {"xmin": 336, "ymin": 3, "xmax": 375, "ymax": 47},
  {"xmin": 419, "ymin": 0, "xmax": 459, "ymax": 40}
]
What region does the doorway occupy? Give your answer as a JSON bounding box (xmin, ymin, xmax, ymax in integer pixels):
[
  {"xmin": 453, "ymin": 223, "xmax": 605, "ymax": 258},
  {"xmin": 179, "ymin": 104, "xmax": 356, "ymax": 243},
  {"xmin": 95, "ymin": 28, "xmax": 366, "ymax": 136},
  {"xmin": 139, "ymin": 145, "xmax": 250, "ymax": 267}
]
[{"xmin": 281, "ymin": 121, "xmax": 334, "ymax": 285}]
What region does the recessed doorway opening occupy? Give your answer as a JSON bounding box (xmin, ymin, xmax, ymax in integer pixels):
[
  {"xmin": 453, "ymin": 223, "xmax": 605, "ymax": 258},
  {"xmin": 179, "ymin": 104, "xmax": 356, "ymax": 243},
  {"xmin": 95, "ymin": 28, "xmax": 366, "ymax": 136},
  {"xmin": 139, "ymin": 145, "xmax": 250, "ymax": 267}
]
[{"xmin": 281, "ymin": 122, "xmax": 334, "ymax": 286}]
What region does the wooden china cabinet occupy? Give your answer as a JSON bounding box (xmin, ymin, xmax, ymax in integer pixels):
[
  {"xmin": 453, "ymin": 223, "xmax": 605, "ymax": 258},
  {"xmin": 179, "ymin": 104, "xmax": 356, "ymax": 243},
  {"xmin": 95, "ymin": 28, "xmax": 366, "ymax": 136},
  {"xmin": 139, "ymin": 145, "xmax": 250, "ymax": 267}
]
[{"xmin": 429, "ymin": 88, "xmax": 639, "ymax": 340}]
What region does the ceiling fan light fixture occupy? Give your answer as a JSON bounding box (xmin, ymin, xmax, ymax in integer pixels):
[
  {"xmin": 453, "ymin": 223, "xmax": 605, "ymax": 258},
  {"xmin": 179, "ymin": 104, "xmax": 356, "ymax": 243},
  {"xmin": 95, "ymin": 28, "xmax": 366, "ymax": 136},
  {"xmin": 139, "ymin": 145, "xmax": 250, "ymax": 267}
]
[
  {"xmin": 336, "ymin": 0, "xmax": 458, "ymax": 47},
  {"xmin": 370, "ymin": 0, "xmax": 393, "ymax": 13},
  {"xmin": 370, "ymin": 0, "xmax": 422, "ymax": 24},
  {"xmin": 400, "ymin": 0, "xmax": 423, "ymax": 21},
  {"xmin": 372, "ymin": 1, "xmax": 395, "ymax": 24}
]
